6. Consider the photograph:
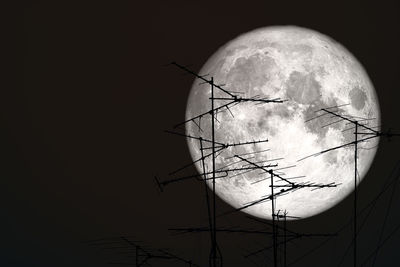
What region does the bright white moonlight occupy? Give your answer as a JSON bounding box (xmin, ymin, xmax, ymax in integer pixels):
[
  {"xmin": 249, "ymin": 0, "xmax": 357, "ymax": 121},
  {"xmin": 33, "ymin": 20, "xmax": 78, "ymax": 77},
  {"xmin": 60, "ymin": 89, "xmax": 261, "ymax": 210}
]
[{"xmin": 185, "ymin": 26, "xmax": 380, "ymax": 220}]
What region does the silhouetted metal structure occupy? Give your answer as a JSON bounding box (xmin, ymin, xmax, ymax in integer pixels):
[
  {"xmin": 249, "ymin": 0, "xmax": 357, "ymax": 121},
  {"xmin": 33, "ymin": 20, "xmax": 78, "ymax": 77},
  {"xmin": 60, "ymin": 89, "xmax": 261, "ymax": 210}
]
[
  {"xmin": 157, "ymin": 61, "xmax": 287, "ymax": 267},
  {"xmin": 85, "ymin": 62, "xmax": 400, "ymax": 267},
  {"xmin": 85, "ymin": 236, "xmax": 199, "ymax": 267},
  {"xmin": 227, "ymin": 155, "xmax": 338, "ymax": 267},
  {"xmin": 156, "ymin": 62, "xmax": 346, "ymax": 267},
  {"xmin": 298, "ymin": 105, "xmax": 400, "ymax": 267}
]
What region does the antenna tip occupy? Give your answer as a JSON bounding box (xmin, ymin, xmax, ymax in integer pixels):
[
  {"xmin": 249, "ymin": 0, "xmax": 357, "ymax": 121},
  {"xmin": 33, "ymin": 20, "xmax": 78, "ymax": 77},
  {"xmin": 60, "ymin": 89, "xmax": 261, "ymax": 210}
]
[
  {"xmin": 163, "ymin": 62, "xmax": 174, "ymax": 67},
  {"xmin": 154, "ymin": 176, "xmax": 164, "ymax": 192}
]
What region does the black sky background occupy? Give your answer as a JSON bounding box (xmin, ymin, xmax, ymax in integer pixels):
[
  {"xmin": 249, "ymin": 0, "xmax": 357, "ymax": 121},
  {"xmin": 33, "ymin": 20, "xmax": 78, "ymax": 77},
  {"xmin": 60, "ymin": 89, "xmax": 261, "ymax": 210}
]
[{"xmin": 10, "ymin": 0, "xmax": 400, "ymax": 266}]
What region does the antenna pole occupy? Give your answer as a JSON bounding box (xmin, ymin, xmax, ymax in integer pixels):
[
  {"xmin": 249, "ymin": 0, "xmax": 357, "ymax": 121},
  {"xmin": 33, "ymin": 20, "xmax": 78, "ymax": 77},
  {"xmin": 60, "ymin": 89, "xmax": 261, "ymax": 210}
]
[
  {"xmin": 354, "ymin": 122, "xmax": 358, "ymax": 267},
  {"xmin": 211, "ymin": 77, "xmax": 218, "ymax": 267},
  {"xmin": 271, "ymin": 171, "xmax": 277, "ymax": 267},
  {"xmin": 200, "ymin": 138, "xmax": 214, "ymax": 248},
  {"xmin": 284, "ymin": 211, "xmax": 287, "ymax": 267},
  {"xmin": 136, "ymin": 245, "xmax": 139, "ymax": 266}
]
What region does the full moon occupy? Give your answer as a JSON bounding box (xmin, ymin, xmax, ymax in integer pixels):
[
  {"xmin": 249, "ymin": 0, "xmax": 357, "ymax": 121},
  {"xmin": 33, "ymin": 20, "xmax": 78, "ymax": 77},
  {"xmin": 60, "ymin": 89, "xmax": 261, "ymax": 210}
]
[{"xmin": 185, "ymin": 26, "xmax": 380, "ymax": 220}]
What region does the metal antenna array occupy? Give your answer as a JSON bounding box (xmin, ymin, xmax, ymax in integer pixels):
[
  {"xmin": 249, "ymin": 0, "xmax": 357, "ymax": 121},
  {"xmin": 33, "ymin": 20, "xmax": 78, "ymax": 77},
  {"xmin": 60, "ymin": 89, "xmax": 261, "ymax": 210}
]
[
  {"xmin": 220, "ymin": 154, "xmax": 339, "ymax": 267},
  {"xmin": 241, "ymin": 213, "xmax": 337, "ymax": 267},
  {"xmin": 298, "ymin": 104, "xmax": 400, "ymax": 267},
  {"xmin": 155, "ymin": 62, "xmax": 342, "ymax": 267},
  {"xmin": 85, "ymin": 236, "xmax": 199, "ymax": 266},
  {"xmin": 156, "ymin": 61, "xmax": 286, "ymax": 267},
  {"xmin": 169, "ymin": 212, "xmax": 337, "ymax": 267}
]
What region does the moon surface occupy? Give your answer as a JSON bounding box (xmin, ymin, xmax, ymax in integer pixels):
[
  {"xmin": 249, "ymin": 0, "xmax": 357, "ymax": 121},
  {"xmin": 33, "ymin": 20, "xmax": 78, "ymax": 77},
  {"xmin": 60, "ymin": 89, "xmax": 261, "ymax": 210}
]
[{"xmin": 185, "ymin": 26, "xmax": 380, "ymax": 220}]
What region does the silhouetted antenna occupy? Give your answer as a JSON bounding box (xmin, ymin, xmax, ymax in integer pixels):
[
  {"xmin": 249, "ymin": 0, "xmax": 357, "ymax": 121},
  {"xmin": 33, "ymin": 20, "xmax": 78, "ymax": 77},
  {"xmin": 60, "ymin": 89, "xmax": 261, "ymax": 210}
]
[
  {"xmin": 168, "ymin": 61, "xmax": 235, "ymax": 97},
  {"xmin": 209, "ymin": 154, "xmax": 338, "ymax": 266},
  {"xmin": 168, "ymin": 63, "xmax": 284, "ymax": 131},
  {"xmin": 219, "ymin": 179, "xmax": 338, "ymax": 216},
  {"xmin": 241, "ymin": 212, "xmax": 336, "ymax": 261},
  {"xmin": 320, "ymin": 108, "xmax": 379, "ymax": 134},
  {"xmin": 234, "ymin": 155, "xmax": 338, "ymax": 190},
  {"xmin": 173, "ymin": 100, "xmax": 238, "ymax": 129},
  {"xmin": 165, "ymin": 130, "xmax": 224, "ymax": 146},
  {"xmin": 298, "ymin": 106, "xmax": 400, "ymax": 267},
  {"xmin": 158, "ymin": 163, "xmax": 278, "ymax": 188},
  {"xmin": 297, "ymin": 135, "xmax": 377, "ymax": 162},
  {"xmin": 85, "ymin": 236, "xmax": 199, "ymax": 267},
  {"xmin": 156, "ymin": 61, "xmax": 290, "ymax": 267}
]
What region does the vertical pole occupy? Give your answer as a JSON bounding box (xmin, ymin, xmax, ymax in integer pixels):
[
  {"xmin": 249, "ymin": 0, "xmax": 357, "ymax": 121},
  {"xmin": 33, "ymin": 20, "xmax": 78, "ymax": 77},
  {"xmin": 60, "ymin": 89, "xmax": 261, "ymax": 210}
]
[
  {"xmin": 354, "ymin": 123, "xmax": 358, "ymax": 267},
  {"xmin": 284, "ymin": 211, "xmax": 287, "ymax": 267},
  {"xmin": 136, "ymin": 246, "xmax": 139, "ymax": 267},
  {"xmin": 271, "ymin": 172, "xmax": 277, "ymax": 267},
  {"xmin": 200, "ymin": 139, "xmax": 214, "ymax": 247},
  {"xmin": 211, "ymin": 77, "xmax": 217, "ymax": 267}
]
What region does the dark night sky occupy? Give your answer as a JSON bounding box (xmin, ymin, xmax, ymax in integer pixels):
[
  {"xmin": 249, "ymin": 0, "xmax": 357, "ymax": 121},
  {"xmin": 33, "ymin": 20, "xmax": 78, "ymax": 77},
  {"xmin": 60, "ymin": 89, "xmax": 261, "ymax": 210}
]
[{"xmin": 10, "ymin": 0, "xmax": 400, "ymax": 266}]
